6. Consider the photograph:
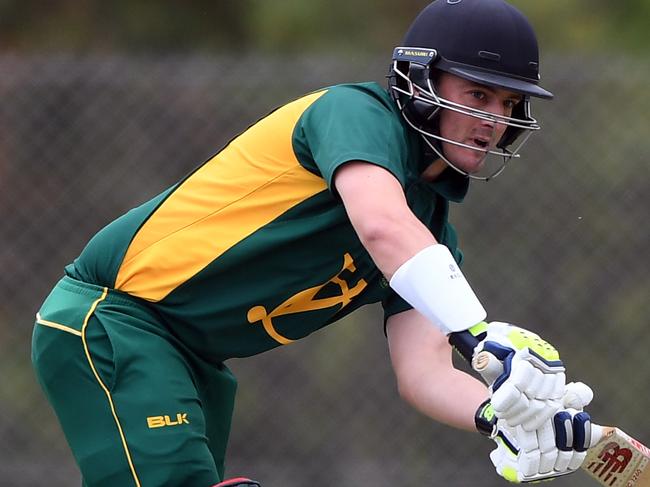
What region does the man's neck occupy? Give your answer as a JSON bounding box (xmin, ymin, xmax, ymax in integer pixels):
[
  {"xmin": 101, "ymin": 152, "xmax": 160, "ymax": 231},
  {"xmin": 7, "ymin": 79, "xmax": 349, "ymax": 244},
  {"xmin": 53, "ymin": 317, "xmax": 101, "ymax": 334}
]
[{"xmin": 421, "ymin": 159, "xmax": 448, "ymax": 182}]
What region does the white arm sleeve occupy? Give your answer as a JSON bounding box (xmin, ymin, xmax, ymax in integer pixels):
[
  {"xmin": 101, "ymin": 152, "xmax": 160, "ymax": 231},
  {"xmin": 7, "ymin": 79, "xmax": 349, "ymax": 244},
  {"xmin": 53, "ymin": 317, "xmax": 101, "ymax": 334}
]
[{"xmin": 389, "ymin": 244, "xmax": 487, "ymax": 335}]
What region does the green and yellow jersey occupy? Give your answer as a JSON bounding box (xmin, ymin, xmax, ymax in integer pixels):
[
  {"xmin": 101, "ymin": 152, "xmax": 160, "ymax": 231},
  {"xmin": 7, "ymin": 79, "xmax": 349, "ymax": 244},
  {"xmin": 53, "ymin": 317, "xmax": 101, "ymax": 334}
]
[{"xmin": 65, "ymin": 82, "xmax": 469, "ymax": 363}]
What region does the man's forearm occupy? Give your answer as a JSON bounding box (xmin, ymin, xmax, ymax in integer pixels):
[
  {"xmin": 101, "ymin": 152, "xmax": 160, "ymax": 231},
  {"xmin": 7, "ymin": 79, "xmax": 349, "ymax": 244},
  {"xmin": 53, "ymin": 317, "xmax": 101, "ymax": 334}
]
[{"xmin": 400, "ymin": 367, "xmax": 488, "ymax": 432}]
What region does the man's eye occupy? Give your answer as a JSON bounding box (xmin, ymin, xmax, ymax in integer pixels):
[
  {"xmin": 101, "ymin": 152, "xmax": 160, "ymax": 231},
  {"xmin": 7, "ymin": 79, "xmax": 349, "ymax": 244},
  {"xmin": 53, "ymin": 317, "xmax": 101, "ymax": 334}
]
[{"xmin": 471, "ymin": 91, "xmax": 486, "ymax": 100}]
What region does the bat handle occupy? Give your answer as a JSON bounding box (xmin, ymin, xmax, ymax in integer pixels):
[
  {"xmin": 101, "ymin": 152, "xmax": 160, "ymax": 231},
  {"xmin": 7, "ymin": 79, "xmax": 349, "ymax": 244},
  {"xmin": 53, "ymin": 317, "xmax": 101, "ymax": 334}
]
[
  {"xmin": 472, "ymin": 350, "xmax": 504, "ymax": 386},
  {"xmin": 589, "ymin": 424, "xmax": 615, "ymax": 448}
]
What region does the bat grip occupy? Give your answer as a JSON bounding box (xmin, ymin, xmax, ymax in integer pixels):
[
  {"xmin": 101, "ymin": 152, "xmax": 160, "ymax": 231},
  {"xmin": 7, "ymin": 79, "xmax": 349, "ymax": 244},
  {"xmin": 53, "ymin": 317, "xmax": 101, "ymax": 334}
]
[
  {"xmin": 448, "ymin": 329, "xmax": 481, "ymax": 363},
  {"xmin": 448, "ymin": 332, "xmax": 507, "ymax": 387},
  {"xmin": 472, "ymin": 351, "xmax": 505, "ymax": 386},
  {"xmin": 588, "ymin": 424, "xmax": 612, "ymax": 448}
]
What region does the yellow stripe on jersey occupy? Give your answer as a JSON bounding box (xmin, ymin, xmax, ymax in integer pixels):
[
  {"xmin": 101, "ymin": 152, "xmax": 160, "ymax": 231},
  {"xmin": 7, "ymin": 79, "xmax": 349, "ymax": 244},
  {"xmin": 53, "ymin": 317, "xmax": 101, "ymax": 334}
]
[
  {"xmin": 35, "ymin": 312, "xmax": 83, "ymax": 337},
  {"xmin": 114, "ymin": 90, "xmax": 329, "ymax": 301}
]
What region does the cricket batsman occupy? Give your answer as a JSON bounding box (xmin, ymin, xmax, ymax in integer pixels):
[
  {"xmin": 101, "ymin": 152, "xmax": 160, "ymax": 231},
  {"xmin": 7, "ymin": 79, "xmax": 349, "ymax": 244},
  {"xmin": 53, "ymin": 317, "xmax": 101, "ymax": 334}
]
[{"xmin": 32, "ymin": 1, "xmax": 595, "ymax": 485}]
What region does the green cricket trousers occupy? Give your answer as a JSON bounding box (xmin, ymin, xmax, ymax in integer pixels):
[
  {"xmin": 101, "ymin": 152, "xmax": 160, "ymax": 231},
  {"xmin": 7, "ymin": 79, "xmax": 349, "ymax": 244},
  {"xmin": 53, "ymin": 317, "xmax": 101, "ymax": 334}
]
[{"xmin": 31, "ymin": 276, "xmax": 237, "ymax": 487}]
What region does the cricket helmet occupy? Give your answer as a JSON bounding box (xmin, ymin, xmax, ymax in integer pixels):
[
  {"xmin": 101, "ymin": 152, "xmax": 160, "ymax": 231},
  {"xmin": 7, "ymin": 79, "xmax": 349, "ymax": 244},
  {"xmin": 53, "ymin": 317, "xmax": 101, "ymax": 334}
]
[{"xmin": 388, "ymin": 0, "xmax": 553, "ymax": 180}]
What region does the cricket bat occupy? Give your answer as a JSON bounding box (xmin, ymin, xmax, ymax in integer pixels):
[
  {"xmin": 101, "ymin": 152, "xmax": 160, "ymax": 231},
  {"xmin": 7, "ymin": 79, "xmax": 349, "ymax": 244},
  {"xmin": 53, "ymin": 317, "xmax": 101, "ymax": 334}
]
[
  {"xmin": 583, "ymin": 426, "xmax": 650, "ymax": 487},
  {"xmin": 472, "ymin": 351, "xmax": 650, "ymax": 486}
]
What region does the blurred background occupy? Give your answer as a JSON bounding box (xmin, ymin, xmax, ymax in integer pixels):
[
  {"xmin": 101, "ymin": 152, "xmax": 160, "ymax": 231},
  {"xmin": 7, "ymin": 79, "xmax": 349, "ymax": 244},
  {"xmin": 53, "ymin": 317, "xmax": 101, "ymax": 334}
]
[{"xmin": 1, "ymin": 1, "xmax": 648, "ymax": 486}]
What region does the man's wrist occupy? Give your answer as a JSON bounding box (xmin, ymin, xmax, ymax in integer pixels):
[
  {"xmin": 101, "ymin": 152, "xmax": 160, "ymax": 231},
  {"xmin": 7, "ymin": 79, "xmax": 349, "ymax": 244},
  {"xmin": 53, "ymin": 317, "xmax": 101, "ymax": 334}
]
[{"xmin": 475, "ymin": 398, "xmax": 497, "ymax": 437}]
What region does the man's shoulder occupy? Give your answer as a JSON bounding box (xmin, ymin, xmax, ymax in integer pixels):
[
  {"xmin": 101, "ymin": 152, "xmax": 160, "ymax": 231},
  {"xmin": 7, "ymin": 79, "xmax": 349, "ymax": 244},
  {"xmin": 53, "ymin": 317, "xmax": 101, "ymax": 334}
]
[
  {"xmin": 324, "ymin": 81, "xmax": 389, "ymax": 96},
  {"xmin": 300, "ymin": 81, "xmax": 401, "ymax": 128},
  {"xmin": 319, "ymin": 81, "xmax": 395, "ymax": 109}
]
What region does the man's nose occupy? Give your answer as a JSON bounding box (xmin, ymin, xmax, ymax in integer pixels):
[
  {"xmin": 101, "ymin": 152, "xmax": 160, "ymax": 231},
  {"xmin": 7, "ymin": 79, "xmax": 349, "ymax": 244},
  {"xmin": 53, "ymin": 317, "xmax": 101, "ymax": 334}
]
[{"xmin": 485, "ymin": 99, "xmax": 508, "ymax": 118}]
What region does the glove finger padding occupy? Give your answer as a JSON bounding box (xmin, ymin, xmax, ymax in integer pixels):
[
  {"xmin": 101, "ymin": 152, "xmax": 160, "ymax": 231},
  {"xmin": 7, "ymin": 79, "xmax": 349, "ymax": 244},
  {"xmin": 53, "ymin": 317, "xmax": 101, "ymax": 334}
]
[
  {"xmin": 489, "ymin": 426, "xmax": 523, "ymax": 483},
  {"xmin": 554, "ymin": 449, "xmax": 574, "ymax": 472},
  {"xmin": 553, "ymin": 408, "xmax": 592, "ymax": 473},
  {"xmin": 562, "ymin": 381, "xmax": 594, "ymax": 410},
  {"xmin": 491, "ymin": 348, "xmax": 565, "ymax": 401},
  {"xmin": 489, "ymin": 359, "xmax": 565, "ymax": 431},
  {"xmin": 483, "ymin": 407, "xmax": 592, "ymax": 483},
  {"xmin": 520, "ymin": 399, "xmax": 563, "ymax": 431},
  {"xmin": 568, "ymin": 451, "xmax": 588, "ymax": 471},
  {"xmin": 554, "ymin": 409, "xmax": 592, "ymax": 450},
  {"xmin": 488, "ymin": 421, "xmax": 565, "ymax": 483}
]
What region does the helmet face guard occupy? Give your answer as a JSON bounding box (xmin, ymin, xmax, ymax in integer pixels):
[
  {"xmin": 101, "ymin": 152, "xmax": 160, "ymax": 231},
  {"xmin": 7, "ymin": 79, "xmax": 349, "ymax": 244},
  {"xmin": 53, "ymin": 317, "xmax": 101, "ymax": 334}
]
[
  {"xmin": 389, "ymin": 48, "xmax": 539, "ymax": 181},
  {"xmin": 388, "ymin": 0, "xmax": 553, "ymax": 181}
]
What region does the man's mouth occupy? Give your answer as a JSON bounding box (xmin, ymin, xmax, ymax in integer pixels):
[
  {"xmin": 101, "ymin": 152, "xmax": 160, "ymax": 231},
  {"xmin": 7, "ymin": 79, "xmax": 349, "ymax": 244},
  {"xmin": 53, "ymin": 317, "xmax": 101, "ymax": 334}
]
[{"xmin": 470, "ymin": 137, "xmax": 490, "ymax": 150}]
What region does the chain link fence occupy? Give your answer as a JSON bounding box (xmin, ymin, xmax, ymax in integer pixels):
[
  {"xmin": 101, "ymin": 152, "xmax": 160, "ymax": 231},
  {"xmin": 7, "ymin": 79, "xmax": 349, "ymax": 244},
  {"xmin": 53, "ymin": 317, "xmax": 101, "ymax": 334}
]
[{"xmin": 1, "ymin": 53, "xmax": 648, "ymax": 487}]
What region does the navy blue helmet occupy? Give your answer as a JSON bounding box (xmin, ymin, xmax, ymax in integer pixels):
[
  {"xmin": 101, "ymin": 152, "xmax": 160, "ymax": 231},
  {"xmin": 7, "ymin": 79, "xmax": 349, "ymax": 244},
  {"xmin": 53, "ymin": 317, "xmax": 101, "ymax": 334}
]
[{"xmin": 388, "ymin": 0, "xmax": 553, "ymax": 180}]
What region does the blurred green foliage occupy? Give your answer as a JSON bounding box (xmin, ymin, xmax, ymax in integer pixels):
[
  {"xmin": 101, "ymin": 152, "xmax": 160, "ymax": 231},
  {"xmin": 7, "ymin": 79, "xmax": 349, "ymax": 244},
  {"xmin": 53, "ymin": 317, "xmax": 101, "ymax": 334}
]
[{"xmin": 0, "ymin": 0, "xmax": 647, "ymax": 54}]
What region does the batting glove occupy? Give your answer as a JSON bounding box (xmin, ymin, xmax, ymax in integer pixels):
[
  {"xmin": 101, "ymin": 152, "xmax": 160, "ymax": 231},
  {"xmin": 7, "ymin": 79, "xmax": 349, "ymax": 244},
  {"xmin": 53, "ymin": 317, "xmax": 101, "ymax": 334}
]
[
  {"xmin": 476, "ymin": 392, "xmax": 594, "ymax": 483},
  {"xmin": 454, "ymin": 321, "xmax": 566, "ymax": 431},
  {"xmin": 476, "ymin": 398, "xmax": 551, "ymax": 483},
  {"xmin": 548, "ymin": 381, "xmax": 596, "ymax": 473}
]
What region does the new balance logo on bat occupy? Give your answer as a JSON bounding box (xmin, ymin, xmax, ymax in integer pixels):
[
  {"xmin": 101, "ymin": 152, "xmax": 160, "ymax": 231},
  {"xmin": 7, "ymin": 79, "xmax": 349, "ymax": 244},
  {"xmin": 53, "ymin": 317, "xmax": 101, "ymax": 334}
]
[
  {"xmin": 587, "ymin": 441, "xmax": 632, "ymax": 486},
  {"xmin": 147, "ymin": 413, "xmax": 189, "ymax": 429}
]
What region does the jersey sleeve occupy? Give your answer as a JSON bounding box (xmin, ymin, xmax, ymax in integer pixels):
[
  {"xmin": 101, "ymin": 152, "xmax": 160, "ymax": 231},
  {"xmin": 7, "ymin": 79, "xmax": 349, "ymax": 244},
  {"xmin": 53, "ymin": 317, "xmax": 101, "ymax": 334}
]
[{"xmin": 293, "ymin": 85, "xmax": 411, "ymax": 192}]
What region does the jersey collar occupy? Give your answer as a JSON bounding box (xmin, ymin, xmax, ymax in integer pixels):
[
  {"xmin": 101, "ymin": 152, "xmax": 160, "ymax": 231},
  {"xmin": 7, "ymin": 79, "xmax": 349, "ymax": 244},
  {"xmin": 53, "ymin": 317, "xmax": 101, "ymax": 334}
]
[{"xmin": 430, "ymin": 167, "xmax": 470, "ymax": 202}]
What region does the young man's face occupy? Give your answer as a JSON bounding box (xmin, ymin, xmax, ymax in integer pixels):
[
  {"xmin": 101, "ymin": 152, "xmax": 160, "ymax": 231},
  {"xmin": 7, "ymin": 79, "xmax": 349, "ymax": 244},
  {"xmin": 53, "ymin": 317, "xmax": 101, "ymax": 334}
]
[{"xmin": 436, "ymin": 72, "xmax": 523, "ymax": 174}]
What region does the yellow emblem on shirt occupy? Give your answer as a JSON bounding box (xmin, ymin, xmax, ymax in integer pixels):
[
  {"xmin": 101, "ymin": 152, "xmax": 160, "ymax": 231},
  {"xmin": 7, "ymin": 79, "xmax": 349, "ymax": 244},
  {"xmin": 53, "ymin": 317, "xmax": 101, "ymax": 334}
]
[{"xmin": 247, "ymin": 253, "xmax": 367, "ymax": 344}]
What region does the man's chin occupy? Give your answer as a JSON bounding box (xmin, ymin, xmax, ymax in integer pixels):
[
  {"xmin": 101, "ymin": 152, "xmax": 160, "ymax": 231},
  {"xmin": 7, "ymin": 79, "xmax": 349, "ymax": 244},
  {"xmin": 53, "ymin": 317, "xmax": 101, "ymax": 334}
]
[{"xmin": 447, "ymin": 155, "xmax": 486, "ymax": 175}]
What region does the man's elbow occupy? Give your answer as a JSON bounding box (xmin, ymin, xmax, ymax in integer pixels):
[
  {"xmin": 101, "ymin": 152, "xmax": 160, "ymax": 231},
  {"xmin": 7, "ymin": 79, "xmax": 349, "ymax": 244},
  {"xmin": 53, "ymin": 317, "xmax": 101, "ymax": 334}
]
[
  {"xmin": 394, "ymin": 371, "xmax": 424, "ymax": 408},
  {"xmin": 355, "ymin": 216, "xmax": 402, "ymax": 252}
]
